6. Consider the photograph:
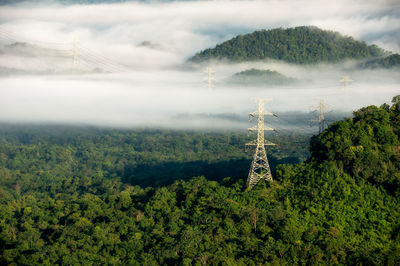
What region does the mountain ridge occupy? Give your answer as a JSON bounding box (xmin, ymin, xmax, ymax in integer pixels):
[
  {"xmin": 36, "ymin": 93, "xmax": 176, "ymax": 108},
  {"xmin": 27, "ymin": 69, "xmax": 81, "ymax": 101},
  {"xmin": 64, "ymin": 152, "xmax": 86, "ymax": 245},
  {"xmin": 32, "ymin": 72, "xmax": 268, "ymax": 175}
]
[
  {"xmin": 190, "ymin": 26, "xmax": 385, "ymax": 64},
  {"xmin": 227, "ymin": 68, "xmax": 296, "ymax": 86}
]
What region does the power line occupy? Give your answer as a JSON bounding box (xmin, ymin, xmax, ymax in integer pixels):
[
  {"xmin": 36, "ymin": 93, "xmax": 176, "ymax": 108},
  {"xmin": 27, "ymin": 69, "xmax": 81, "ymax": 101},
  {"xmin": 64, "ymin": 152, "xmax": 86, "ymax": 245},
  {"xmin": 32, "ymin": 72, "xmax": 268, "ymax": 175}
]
[
  {"xmin": 79, "ymin": 51, "xmax": 124, "ymax": 72},
  {"xmin": 0, "ymin": 28, "xmax": 126, "ymax": 73},
  {"xmin": 80, "ymin": 46, "xmax": 127, "ymax": 72},
  {"xmin": 0, "ymin": 28, "xmax": 71, "ymax": 46}
]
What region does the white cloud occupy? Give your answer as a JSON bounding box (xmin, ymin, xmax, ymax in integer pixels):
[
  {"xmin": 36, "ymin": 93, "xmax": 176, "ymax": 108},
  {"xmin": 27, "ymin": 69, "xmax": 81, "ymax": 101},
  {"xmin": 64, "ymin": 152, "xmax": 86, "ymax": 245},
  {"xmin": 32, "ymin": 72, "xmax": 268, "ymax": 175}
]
[
  {"xmin": 0, "ymin": 0, "xmax": 399, "ymax": 128},
  {"xmin": 0, "ymin": 66, "xmax": 398, "ymax": 128},
  {"xmin": 0, "ymin": 0, "xmax": 399, "ymax": 65}
]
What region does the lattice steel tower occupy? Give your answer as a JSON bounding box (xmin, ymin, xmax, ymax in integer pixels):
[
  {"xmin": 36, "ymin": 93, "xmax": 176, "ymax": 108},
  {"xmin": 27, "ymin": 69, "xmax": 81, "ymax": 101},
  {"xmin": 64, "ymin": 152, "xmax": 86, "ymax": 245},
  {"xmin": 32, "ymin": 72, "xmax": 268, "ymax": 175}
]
[
  {"xmin": 72, "ymin": 37, "xmax": 80, "ymax": 72},
  {"xmin": 205, "ymin": 67, "xmax": 214, "ymax": 91},
  {"xmin": 310, "ymin": 99, "xmax": 327, "ymax": 134},
  {"xmin": 340, "ymin": 75, "xmax": 353, "ymax": 91},
  {"xmin": 246, "ymin": 99, "xmax": 277, "ymax": 189}
]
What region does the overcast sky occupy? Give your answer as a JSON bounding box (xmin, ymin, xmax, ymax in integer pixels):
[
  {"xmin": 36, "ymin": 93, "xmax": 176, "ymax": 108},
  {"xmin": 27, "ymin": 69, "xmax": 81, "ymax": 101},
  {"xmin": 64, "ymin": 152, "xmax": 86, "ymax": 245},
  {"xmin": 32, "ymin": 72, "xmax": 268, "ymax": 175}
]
[{"xmin": 0, "ymin": 0, "xmax": 399, "ymax": 67}]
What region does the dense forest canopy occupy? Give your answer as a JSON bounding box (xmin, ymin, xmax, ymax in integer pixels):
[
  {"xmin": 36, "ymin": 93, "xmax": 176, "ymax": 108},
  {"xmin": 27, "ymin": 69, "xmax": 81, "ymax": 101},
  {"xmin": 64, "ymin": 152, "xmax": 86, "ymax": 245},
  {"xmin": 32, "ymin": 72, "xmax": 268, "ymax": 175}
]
[
  {"xmin": 228, "ymin": 68, "xmax": 296, "ymax": 86},
  {"xmin": 0, "ymin": 100, "xmax": 399, "ymax": 265},
  {"xmin": 0, "ymin": 125, "xmax": 310, "ymax": 189},
  {"xmin": 190, "ymin": 26, "xmax": 385, "ymax": 64},
  {"xmin": 361, "ymin": 54, "xmax": 400, "ymax": 69}
]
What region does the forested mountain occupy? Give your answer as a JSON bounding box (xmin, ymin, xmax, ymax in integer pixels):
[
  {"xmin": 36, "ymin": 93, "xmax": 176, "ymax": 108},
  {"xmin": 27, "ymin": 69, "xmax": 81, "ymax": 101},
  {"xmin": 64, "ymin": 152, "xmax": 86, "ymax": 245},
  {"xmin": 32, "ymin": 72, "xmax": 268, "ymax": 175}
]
[
  {"xmin": 228, "ymin": 68, "xmax": 296, "ymax": 86},
  {"xmin": 190, "ymin": 26, "xmax": 385, "ymax": 64},
  {"xmin": 361, "ymin": 54, "xmax": 400, "ymax": 69},
  {"xmin": 310, "ymin": 102, "xmax": 400, "ymax": 192},
  {"xmin": 0, "ymin": 99, "xmax": 399, "ymax": 265}
]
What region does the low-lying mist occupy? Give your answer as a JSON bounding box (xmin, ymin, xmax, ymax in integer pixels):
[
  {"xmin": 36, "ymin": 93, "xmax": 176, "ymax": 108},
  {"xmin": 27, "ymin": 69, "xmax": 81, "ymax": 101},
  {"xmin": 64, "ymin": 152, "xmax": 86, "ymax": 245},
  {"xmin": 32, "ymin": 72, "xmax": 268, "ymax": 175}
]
[
  {"xmin": 0, "ymin": 0, "xmax": 399, "ymax": 131},
  {"xmin": 0, "ymin": 62, "xmax": 398, "ymax": 131}
]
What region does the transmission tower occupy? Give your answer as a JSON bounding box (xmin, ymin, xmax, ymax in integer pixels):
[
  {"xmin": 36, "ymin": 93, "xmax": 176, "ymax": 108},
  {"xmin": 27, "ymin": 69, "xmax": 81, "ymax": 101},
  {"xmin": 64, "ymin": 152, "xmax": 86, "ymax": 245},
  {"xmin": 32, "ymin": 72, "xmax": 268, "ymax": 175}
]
[
  {"xmin": 340, "ymin": 75, "xmax": 353, "ymax": 91},
  {"xmin": 245, "ymin": 98, "xmax": 277, "ymax": 189},
  {"xmin": 72, "ymin": 37, "xmax": 80, "ymax": 72},
  {"xmin": 310, "ymin": 99, "xmax": 329, "ymax": 134},
  {"xmin": 204, "ymin": 67, "xmax": 214, "ymax": 91}
]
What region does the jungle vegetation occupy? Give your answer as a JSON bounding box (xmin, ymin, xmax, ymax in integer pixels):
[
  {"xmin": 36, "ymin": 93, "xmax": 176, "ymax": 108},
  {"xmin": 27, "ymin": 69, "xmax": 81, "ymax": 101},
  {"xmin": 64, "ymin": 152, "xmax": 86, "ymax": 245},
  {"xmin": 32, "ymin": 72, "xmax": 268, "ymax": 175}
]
[
  {"xmin": 228, "ymin": 68, "xmax": 296, "ymax": 86},
  {"xmin": 361, "ymin": 54, "xmax": 400, "ymax": 69},
  {"xmin": 190, "ymin": 26, "xmax": 385, "ymax": 64},
  {"xmin": 0, "ymin": 99, "xmax": 399, "ymax": 265}
]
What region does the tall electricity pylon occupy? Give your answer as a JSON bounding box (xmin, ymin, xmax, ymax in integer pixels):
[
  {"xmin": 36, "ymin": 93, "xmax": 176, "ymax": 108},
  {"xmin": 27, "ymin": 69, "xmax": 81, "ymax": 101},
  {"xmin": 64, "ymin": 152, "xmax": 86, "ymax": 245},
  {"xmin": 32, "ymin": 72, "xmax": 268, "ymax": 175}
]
[
  {"xmin": 246, "ymin": 98, "xmax": 277, "ymax": 189},
  {"xmin": 72, "ymin": 37, "xmax": 80, "ymax": 72},
  {"xmin": 340, "ymin": 75, "xmax": 353, "ymax": 91},
  {"xmin": 205, "ymin": 67, "xmax": 214, "ymax": 91},
  {"xmin": 310, "ymin": 99, "xmax": 328, "ymax": 134}
]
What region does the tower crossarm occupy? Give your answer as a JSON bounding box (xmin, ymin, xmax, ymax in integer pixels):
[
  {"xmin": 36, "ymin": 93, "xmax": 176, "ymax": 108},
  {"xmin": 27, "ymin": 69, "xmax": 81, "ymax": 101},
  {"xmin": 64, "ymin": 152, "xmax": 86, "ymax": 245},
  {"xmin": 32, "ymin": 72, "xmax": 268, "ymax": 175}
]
[
  {"xmin": 340, "ymin": 76, "xmax": 353, "ymax": 83},
  {"xmin": 203, "ymin": 76, "xmax": 215, "ymax": 81},
  {"xmin": 249, "ymin": 111, "xmax": 276, "ymax": 118},
  {"xmin": 248, "ymin": 125, "xmax": 275, "ymax": 132},
  {"xmin": 245, "ymin": 139, "xmax": 276, "ymax": 147}
]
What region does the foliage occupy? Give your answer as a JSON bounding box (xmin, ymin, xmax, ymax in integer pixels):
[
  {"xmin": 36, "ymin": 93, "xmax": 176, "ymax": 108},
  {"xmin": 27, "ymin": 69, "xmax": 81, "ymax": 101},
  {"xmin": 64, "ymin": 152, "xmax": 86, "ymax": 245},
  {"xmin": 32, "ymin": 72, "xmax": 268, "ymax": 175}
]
[
  {"xmin": 190, "ymin": 26, "xmax": 384, "ymax": 64},
  {"xmin": 0, "ymin": 101, "xmax": 399, "ymax": 265},
  {"xmin": 361, "ymin": 54, "xmax": 400, "ymax": 69},
  {"xmin": 393, "ymin": 95, "xmax": 400, "ymax": 104},
  {"xmin": 0, "ymin": 126, "xmax": 309, "ymax": 188},
  {"xmin": 228, "ymin": 68, "xmax": 296, "ymax": 86},
  {"xmin": 310, "ymin": 103, "xmax": 400, "ymax": 193}
]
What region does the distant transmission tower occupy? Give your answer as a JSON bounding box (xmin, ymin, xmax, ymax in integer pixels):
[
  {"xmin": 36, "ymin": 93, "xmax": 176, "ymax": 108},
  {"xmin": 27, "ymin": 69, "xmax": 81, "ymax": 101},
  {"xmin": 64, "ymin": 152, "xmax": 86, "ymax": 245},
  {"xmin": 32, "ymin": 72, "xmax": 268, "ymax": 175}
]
[
  {"xmin": 310, "ymin": 99, "xmax": 329, "ymax": 134},
  {"xmin": 340, "ymin": 75, "xmax": 353, "ymax": 91},
  {"xmin": 205, "ymin": 67, "xmax": 214, "ymax": 91},
  {"xmin": 72, "ymin": 37, "xmax": 80, "ymax": 72},
  {"xmin": 246, "ymin": 98, "xmax": 277, "ymax": 189}
]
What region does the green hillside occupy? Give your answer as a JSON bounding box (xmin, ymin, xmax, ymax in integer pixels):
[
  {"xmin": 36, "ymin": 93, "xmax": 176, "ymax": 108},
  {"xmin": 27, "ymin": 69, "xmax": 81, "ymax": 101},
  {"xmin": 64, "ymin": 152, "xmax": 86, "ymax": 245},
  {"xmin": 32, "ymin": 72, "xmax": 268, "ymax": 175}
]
[
  {"xmin": 362, "ymin": 54, "xmax": 400, "ymax": 69},
  {"xmin": 190, "ymin": 26, "xmax": 384, "ymax": 64},
  {"xmin": 228, "ymin": 68, "xmax": 296, "ymax": 86},
  {"xmin": 310, "ymin": 101, "xmax": 400, "ymax": 191},
  {"xmin": 0, "ymin": 99, "xmax": 399, "ymax": 264}
]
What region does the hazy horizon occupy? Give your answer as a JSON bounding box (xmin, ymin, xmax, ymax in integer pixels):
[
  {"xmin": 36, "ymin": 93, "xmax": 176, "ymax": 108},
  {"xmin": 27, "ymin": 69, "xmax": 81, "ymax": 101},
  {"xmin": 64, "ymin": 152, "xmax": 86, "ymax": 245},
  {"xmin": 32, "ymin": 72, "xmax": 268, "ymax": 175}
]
[{"xmin": 0, "ymin": 0, "xmax": 399, "ymax": 130}]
